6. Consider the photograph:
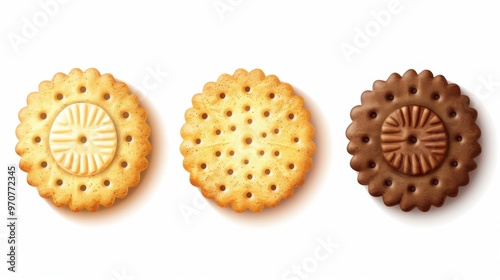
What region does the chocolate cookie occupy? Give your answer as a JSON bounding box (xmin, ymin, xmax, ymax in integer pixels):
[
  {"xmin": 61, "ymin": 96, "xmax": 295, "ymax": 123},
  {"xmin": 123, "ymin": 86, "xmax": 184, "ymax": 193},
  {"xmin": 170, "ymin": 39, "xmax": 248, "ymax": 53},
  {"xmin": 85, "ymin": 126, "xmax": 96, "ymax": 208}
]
[{"xmin": 346, "ymin": 69, "xmax": 481, "ymax": 211}]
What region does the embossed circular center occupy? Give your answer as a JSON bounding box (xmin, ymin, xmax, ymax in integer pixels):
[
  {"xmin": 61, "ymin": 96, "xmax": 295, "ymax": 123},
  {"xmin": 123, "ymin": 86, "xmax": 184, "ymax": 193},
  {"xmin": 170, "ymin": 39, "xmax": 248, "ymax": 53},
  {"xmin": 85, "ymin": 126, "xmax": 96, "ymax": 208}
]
[
  {"xmin": 381, "ymin": 105, "xmax": 448, "ymax": 175},
  {"xmin": 49, "ymin": 103, "xmax": 117, "ymax": 176}
]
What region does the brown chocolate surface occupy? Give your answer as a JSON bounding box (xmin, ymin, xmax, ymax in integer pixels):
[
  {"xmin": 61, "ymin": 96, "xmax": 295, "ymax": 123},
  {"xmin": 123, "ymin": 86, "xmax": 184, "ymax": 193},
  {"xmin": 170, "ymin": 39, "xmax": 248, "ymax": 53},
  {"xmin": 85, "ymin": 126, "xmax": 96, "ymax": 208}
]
[
  {"xmin": 381, "ymin": 105, "xmax": 447, "ymax": 175},
  {"xmin": 346, "ymin": 69, "xmax": 481, "ymax": 212}
]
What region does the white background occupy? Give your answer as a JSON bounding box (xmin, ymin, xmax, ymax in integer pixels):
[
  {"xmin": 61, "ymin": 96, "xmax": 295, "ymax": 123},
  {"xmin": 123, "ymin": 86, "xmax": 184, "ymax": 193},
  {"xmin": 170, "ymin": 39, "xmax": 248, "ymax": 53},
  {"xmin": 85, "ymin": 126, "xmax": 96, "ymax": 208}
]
[{"xmin": 1, "ymin": 1, "xmax": 499, "ymax": 279}]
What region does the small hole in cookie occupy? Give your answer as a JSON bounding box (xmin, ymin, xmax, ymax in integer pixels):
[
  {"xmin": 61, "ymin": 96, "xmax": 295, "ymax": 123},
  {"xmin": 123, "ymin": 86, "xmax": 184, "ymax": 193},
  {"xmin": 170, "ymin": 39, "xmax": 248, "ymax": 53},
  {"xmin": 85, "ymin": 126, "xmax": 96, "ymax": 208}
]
[
  {"xmin": 274, "ymin": 151, "xmax": 280, "ymax": 157},
  {"xmin": 432, "ymin": 93, "xmax": 440, "ymax": 100},
  {"xmin": 103, "ymin": 93, "xmax": 110, "ymax": 100},
  {"xmin": 34, "ymin": 136, "xmax": 41, "ymax": 143},
  {"xmin": 259, "ymin": 150, "xmax": 265, "ymax": 156},
  {"xmin": 220, "ymin": 185, "xmax": 226, "ymax": 191},
  {"xmin": 56, "ymin": 179, "xmax": 63, "ymax": 186},
  {"xmin": 384, "ymin": 179, "xmax": 392, "ymax": 186},
  {"xmin": 293, "ymin": 137, "xmax": 299, "ymax": 143},
  {"xmin": 80, "ymin": 185, "xmax": 87, "ymax": 191},
  {"xmin": 408, "ymin": 135, "xmax": 417, "ymax": 144},
  {"xmin": 104, "ymin": 180, "xmax": 110, "ymax": 186},
  {"xmin": 289, "ymin": 163, "xmax": 295, "ymax": 169},
  {"xmin": 247, "ymin": 174, "xmax": 253, "ymax": 180},
  {"xmin": 245, "ymin": 137, "xmax": 252, "ymax": 145},
  {"xmin": 80, "ymin": 136, "xmax": 87, "ymax": 144},
  {"xmin": 195, "ymin": 139, "xmax": 201, "ymax": 144},
  {"xmin": 261, "ymin": 132, "xmax": 267, "ymax": 138},
  {"xmin": 201, "ymin": 113, "xmax": 208, "ymax": 119},
  {"xmin": 220, "ymin": 93, "xmax": 226, "ymax": 99},
  {"xmin": 244, "ymin": 159, "xmax": 249, "ymax": 165},
  {"xmin": 227, "ymin": 169, "xmax": 233, "ymax": 175},
  {"xmin": 269, "ymin": 93, "xmax": 275, "ymax": 99},
  {"xmin": 449, "ymin": 111, "xmax": 457, "ymax": 118},
  {"xmin": 246, "ymin": 192, "xmax": 252, "ymax": 198},
  {"xmin": 56, "ymin": 93, "xmax": 63, "ymax": 100},
  {"xmin": 215, "ymin": 129, "xmax": 221, "ymax": 135},
  {"xmin": 288, "ymin": 113, "xmax": 295, "ymax": 120},
  {"xmin": 386, "ymin": 94, "xmax": 394, "ymax": 101},
  {"xmin": 362, "ymin": 136, "xmax": 370, "ymax": 143},
  {"xmin": 274, "ymin": 128, "xmax": 280, "ymax": 134},
  {"xmin": 264, "ymin": 111, "xmax": 270, "ymax": 117},
  {"xmin": 201, "ymin": 163, "xmax": 207, "ymax": 169},
  {"xmin": 431, "ymin": 179, "xmax": 439, "ymax": 185},
  {"xmin": 265, "ymin": 169, "xmax": 271, "ymax": 175},
  {"xmin": 41, "ymin": 161, "xmax": 47, "ymax": 168},
  {"xmin": 122, "ymin": 112, "xmax": 130, "ymax": 118},
  {"xmin": 215, "ymin": 151, "xmax": 221, "ymax": 157},
  {"xmin": 247, "ymin": 119, "xmax": 253, "ymax": 124},
  {"xmin": 451, "ymin": 160, "xmax": 458, "ymax": 167},
  {"xmin": 368, "ymin": 161, "xmax": 376, "ymax": 168},
  {"xmin": 409, "ymin": 87, "xmax": 417, "ymax": 94},
  {"xmin": 226, "ymin": 111, "xmax": 232, "ymax": 117},
  {"xmin": 244, "ymin": 86, "xmax": 251, "ymax": 93},
  {"xmin": 79, "ymin": 86, "xmax": 86, "ymax": 93},
  {"xmin": 456, "ymin": 135, "xmax": 462, "ymax": 142},
  {"xmin": 369, "ymin": 112, "xmax": 377, "ymax": 118},
  {"xmin": 270, "ymin": 184, "xmax": 277, "ymax": 191},
  {"xmin": 230, "ymin": 126, "xmax": 236, "ymax": 131},
  {"xmin": 245, "ymin": 105, "xmax": 250, "ymax": 111},
  {"xmin": 408, "ymin": 185, "xmax": 416, "ymax": 192},
  {"xmin": 229, "ymin": 150, "xmax": 235, "ymax": 156},
  {"xmin": 40, "ymin": 112, "xmax": 47, "ymax": 119},
  {"xmin": 126, "ymin": 135, "xmax": 133, "ymax": 142},
  {"xmin": 121, "ymin": 161, "xmax": 128, "ymax": 168}
]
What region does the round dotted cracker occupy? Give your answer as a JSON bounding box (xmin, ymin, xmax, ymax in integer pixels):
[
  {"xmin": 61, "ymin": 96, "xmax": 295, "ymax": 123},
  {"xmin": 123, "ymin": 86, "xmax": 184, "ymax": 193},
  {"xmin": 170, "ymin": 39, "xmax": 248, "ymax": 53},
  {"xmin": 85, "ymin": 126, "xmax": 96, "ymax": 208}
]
[
  {"xmin": 346, "ymin": 69, "xmax": 481, "ymax": 212},
  {"xmin": 180, "ymin": 69, "xmax": 316, "ymax": 213},
  {"xmin": 15, "ymin": 68, "xmax": 151, "ymax": 212}
]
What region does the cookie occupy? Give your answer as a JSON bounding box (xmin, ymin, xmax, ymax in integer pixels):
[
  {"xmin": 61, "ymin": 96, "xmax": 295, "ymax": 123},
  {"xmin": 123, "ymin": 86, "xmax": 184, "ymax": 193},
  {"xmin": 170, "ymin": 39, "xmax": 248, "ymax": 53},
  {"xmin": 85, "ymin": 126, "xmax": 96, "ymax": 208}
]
[
  {"xmin": 180, "ymin": 69, "xmax": 316, "ymax": 212},
  {"xmin": 346, "ymin": 69, "xmax": 481, "ymax": 211},
  {"xmin": 16, "ymin": 68, "xmax": 151, "ymax": 212}
]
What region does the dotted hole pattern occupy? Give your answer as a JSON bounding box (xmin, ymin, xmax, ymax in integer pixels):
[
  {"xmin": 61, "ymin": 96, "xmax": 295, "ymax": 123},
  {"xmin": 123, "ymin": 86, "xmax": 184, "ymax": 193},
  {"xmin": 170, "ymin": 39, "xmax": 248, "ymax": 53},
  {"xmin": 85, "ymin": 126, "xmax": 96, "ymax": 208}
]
[
  {"xmin": 195, "ymin": 89, "xmax": 303, "ymax": 198},
  {"xmin": 364, "ymin": 86, "xmax": 463, "ymax": 192}
]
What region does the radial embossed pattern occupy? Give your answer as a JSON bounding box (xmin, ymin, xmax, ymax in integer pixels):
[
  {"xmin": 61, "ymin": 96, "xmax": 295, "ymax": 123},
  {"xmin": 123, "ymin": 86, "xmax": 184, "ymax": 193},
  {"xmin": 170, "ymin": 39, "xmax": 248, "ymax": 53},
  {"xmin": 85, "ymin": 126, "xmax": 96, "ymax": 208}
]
[
  {"xmin": 180, "ymin": 69, "xmax": 315, "ymax": 213},
  {"xmin": 381, "ymin": 105, "xmax": 447, "ymax": 175},
  {"xmin": 16, "ymin": 68, "xmax": 151, "ymax": 212},
  {"xmin": 346, "ymin": 69, "xmax": 481, "ymax": 212},
  {"xmin": 49, "ymin": 103, "xmax": 117, "ymax": 176}
]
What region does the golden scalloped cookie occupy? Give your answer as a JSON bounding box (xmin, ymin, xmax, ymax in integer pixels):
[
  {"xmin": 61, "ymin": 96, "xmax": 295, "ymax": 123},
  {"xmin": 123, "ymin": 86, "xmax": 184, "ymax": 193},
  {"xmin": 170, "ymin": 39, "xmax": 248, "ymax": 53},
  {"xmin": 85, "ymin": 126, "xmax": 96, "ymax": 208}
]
[
  {"xmin": 180, "ymin": 69, "xmax": 316, "ymax": 213},
  {"xmin": 16, "ymin": 68, "xmax": 151, "ymax": 212}
]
